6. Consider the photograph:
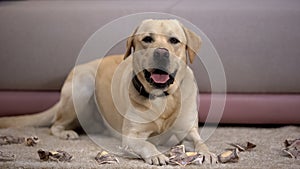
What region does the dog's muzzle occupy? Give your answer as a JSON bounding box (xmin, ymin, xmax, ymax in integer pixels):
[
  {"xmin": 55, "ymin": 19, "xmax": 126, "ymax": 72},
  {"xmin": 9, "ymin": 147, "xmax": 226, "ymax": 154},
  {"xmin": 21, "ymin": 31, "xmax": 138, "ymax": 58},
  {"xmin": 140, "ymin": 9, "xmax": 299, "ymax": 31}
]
[{"xmin": 142, "ymin": 48, "xmax": 177, "ymax": 89}]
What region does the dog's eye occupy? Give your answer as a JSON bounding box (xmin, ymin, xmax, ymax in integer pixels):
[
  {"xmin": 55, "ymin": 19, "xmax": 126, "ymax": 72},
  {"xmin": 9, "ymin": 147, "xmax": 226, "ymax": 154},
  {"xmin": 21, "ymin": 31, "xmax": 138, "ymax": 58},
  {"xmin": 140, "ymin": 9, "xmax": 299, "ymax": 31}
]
[
  {"xmin": 169, "ymin": 37, "xmax": 180, "ymax": 44},
  {"xmin": 142, "ymin": 36, "xmax": 154, "ymax": 43}
]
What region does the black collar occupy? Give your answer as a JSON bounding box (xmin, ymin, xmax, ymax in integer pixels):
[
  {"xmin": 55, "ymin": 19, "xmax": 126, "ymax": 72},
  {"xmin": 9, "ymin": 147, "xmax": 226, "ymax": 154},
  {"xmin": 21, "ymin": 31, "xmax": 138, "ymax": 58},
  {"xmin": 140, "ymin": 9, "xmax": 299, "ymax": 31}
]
[{"xmin": 132, "ymin": 73, "xmax": 169, "ymax": 99}]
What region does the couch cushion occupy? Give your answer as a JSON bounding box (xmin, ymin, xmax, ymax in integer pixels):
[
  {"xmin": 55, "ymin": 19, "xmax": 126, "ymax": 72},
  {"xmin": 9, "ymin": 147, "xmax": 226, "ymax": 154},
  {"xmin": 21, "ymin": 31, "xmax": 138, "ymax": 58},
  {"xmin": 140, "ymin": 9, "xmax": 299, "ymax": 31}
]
[{"xmin": 0, "ymin": 0, "xmax": 299, "ymax": 93}]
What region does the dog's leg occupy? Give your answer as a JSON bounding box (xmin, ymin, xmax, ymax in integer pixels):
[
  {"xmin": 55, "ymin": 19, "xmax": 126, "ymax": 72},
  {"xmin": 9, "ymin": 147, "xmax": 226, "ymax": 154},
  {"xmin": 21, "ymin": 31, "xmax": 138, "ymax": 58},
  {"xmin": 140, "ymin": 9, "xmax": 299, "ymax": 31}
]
[
  {"xmin": 50, "ymin": 78, "xmax": 80, "ymax": 140},
  {"xmin": 122, "ymin": 121, "xmax": 169, "ymax": 165},
  {"xmin": 50, "ymin": 102, "xmax": 79, "ymax": 140},
  {"xmin": 183, "ymin": 126, "xmax": 218, "ymax": 164},
  {"xmin": 51, "ymin": 68, "xmax": 96, "ymax": 140}
]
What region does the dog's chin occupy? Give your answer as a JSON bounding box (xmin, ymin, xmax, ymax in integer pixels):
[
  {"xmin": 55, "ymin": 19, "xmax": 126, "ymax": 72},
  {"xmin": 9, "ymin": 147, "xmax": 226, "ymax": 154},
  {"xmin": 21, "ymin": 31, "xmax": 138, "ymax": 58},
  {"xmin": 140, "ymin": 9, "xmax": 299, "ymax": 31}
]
[{"xmin": 143, "ymin": 69, "xmax": 177, "ymax": 89}]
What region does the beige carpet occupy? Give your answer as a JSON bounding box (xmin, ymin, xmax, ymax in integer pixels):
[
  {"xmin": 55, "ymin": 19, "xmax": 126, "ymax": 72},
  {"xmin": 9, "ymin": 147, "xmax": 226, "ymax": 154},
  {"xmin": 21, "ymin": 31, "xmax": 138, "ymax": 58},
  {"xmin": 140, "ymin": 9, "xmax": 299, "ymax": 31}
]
[{"xmin": 0, "ymin": 126, "xmax": 299, "ymax": 169}]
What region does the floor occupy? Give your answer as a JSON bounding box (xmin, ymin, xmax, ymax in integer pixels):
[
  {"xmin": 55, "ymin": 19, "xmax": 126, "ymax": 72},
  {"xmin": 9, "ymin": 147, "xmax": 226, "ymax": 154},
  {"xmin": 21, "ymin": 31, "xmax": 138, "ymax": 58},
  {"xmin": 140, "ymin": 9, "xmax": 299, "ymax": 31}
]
[{"xmin": 0, "ymin": 126, "xmax": 299, "ymax": 169}]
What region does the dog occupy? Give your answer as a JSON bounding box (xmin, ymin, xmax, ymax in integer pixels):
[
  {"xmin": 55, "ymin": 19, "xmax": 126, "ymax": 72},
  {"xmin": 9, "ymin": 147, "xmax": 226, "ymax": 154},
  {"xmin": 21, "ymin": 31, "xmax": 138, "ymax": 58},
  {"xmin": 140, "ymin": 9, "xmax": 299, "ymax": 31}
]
[{"xmin": 0, "ymin": 19, "xmax": 217, "ymax": 165}]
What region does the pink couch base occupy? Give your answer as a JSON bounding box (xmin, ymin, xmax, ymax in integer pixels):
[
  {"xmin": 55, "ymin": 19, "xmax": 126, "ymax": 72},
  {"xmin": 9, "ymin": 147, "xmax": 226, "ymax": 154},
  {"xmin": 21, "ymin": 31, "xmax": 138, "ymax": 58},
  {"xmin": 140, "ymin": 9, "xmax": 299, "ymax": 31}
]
[
  {"xmin": 0, "ymin": 91, "xmax": 60, "ymax": 117},
  {"xmin": 0, "ymin": 91, "xmax": 299, "ymax": 124},
  {"xmin": 198, "ymin": 94, "xmax": 300, "ymax": 124}
]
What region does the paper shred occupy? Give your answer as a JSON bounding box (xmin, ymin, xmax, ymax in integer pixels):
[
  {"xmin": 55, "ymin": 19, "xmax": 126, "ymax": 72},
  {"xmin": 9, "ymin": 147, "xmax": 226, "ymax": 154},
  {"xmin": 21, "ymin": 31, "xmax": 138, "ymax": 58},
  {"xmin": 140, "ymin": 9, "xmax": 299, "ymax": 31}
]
[{"xmin": 95, "ymin": 150, "xmax": 119, "ymax": 164}]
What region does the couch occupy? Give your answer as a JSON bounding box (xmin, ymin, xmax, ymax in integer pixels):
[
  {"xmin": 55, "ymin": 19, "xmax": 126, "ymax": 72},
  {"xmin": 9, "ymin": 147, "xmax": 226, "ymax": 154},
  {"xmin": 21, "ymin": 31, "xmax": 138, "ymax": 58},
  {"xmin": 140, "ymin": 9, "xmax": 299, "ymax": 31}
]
[{"xmin": 1, "ymin": 0, "xmax": 299, "ymax": 124}]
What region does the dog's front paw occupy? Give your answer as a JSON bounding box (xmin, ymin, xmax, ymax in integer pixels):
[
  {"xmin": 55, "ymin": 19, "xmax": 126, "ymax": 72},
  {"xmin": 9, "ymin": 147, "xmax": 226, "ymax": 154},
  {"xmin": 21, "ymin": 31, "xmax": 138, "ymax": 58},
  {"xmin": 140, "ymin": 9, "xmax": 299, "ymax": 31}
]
[
  {"xmin": 144, "ymin": 154, "xmax": 169, "ymax": 165},
  {"xmin": 195, "ymin": 142, "xmax": 218, "ymax": 164},
  {"xmin": 201, "ymin": 150, "xmax": 218, "ymax": 164},
  {"xmin": 59, "ymin": 130, "xmax": 79, "ymax": 140}
]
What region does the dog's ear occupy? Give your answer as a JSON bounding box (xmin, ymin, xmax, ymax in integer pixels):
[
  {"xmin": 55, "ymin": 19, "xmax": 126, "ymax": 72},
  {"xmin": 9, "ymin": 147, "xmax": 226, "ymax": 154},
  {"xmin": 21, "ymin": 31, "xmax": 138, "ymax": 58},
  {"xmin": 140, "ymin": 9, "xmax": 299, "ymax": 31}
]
[
  {"xmin": 124, "ymin": 26, "xmax": 139, "ymax": 60},
  {"xmin": 181, "ymin": 25, "xmax": 202, "ymax": 64}
]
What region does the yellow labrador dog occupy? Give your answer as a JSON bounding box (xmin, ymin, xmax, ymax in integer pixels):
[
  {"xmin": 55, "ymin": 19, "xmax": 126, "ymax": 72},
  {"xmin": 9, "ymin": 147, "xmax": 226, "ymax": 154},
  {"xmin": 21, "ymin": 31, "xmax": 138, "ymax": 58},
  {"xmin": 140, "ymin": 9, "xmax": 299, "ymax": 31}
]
[{"xmin": 0, "ymin": 19, "xmax": 216, "ymax": 165}]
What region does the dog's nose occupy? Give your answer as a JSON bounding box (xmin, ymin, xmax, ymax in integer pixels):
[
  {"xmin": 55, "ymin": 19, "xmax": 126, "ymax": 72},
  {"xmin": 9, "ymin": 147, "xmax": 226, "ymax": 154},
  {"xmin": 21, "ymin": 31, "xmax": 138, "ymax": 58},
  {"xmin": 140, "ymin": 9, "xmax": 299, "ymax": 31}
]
[{"xmin": 154, "ymin": 48, "xmax": 169, "ymax": 59}]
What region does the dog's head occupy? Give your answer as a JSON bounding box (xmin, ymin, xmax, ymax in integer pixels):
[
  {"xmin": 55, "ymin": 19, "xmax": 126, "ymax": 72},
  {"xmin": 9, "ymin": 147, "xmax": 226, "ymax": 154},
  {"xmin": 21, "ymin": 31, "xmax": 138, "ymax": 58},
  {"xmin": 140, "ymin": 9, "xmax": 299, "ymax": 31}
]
[{"xmin": 124, "ymin": 19, "xmax": 201, "ymax": 96}]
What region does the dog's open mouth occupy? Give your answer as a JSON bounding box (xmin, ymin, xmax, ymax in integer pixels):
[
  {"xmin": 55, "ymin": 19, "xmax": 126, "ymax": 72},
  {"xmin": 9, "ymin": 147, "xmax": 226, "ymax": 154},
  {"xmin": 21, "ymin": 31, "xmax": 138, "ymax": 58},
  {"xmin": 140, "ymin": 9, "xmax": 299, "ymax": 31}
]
[{"xmin": 143, "ymin": 69, "xmax": 176, "ymax": 89}]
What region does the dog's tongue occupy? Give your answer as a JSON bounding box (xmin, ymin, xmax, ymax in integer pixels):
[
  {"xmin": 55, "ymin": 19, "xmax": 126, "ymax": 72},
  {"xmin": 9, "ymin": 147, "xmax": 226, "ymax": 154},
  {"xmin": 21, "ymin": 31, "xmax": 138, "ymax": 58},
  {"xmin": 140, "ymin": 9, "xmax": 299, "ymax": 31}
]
[{"xmin": 151, "ymin": 73, "xmax": 170, "ymax": 84}]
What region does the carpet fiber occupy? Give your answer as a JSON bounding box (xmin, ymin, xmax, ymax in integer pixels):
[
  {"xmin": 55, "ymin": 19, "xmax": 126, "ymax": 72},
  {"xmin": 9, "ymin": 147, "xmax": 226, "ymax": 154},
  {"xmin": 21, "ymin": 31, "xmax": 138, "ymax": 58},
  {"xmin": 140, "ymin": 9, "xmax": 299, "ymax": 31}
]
[{"xmin": 0, "ymin": 126, "xmax": 299, "ymax": 169}]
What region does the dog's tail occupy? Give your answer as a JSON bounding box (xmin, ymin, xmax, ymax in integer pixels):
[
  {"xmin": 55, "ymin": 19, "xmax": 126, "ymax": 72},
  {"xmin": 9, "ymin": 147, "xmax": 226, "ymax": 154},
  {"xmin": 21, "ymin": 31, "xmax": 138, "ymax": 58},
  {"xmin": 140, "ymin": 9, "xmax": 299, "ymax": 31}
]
[{"xmin": 0, "ymin": 102, "xmax": 59, "ymax": 128}]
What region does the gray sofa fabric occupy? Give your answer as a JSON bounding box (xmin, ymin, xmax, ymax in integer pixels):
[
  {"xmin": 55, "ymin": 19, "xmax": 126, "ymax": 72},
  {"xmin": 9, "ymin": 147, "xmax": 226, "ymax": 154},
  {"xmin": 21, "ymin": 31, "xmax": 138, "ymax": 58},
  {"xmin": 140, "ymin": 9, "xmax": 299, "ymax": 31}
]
[{"xmin": 1, "ymin": 0, "xmax": 300, "ymax": 93}]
